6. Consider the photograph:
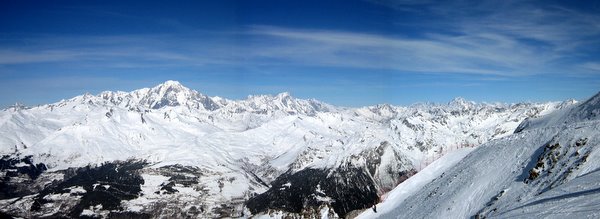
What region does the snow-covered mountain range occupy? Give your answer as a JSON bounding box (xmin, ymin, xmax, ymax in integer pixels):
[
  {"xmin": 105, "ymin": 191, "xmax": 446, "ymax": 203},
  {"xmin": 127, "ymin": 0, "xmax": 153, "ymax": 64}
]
[
  {"xmin": 358, "ymin": 92, "xmax": 600, "ymax": 219},
  {"xmin": 0, "ymin": 81, "xmax": 582, "ymax": 218}
]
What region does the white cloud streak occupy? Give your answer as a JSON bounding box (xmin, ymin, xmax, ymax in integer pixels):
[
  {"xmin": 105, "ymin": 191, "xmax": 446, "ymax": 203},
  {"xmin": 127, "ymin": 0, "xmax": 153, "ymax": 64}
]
[
  {"xmin": 245, "ymin": 25, "xmax": 560, "ymax": 76},
  {"xmin": 1, "ymin": 1, "xmax": 598, "ymax": 77}
]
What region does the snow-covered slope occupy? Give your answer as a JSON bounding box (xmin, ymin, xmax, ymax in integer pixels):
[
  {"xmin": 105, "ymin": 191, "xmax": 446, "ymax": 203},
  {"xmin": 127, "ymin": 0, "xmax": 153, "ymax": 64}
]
[
  {"xmin": 356, "ymin": 148, "xmax": 475, "ymax": 219},
  {"xmin": 0, "ymin": 81, "xmax": 578, "ymax": 218},
  {"xmin": 373, "ymin": 92, "xmax": 600, "ymax": 219}
]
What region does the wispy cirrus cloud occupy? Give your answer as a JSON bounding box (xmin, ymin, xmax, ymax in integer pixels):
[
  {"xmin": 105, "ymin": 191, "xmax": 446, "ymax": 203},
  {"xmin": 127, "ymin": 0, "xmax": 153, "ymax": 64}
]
[
  {"xmin": 361, "ymin": 0, "xmax": 600, "ymax": 74},
  {"xmin": 245, "ymin": 25, "xmax": 565, "ymax": 76},
  {"xmin": 0, "ymin": 50, "xmax": 80, "ymax": 64},
  {"xmin": 0, "ymin": 22, "xmax": 596, "ymax": 78},
  {"xmin": 0, "ymin": 34, "xmax": 231, "ymax": 68},
  {"xmin": 581, "ymin": 62, "xmax": 600, "ymax": 72},
  {"xmin": 1, "ymin": 0, "xmax": 598, "ymax": 78}
]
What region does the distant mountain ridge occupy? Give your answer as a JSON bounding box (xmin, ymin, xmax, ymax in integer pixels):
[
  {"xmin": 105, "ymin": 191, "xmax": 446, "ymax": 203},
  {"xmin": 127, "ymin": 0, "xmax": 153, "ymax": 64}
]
[{"xmin": 60, "ymin": 80, "xmax": 334, "ymax": 116}]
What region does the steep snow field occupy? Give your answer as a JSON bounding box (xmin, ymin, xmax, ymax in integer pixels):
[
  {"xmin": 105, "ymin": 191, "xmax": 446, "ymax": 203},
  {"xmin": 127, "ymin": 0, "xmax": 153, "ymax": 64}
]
[
  {"xmin": 356, "ymin": 148, "xmax": 475, "ymax": 218},
  {"xmin": 373, "ymin": 92, "xmax": 600, "ymax": 219}
]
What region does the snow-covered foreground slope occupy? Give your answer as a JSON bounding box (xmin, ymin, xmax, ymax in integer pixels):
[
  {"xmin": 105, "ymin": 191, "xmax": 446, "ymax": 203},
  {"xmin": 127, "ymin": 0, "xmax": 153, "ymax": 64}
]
[
  {"xmin": 0, "ymin": 81, "xmax": 578, "ymax": 218},
  {"xmin": 356, "ymin": 148, "xmax": 475, "ymax": 219},
  {"xmin": 374, "ymin": 92, "xmax": 600, "ymax": 219}
]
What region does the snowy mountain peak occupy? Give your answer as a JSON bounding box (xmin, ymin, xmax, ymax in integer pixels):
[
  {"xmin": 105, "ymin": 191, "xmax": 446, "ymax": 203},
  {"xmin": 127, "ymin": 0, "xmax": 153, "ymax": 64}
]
[
  {"xmin": 570, "ymin": 91, "xmax": 600, "ymax": 121},
  {"xmin": 136, "ymin": 81, "xmax": 219, "ymax": 110},
  {"xmin": 4, "ymin": 102, "xmax": 29, "ymax": 111},
  {"xmin": 232, "ymin": 92, "xmax": 333, "ymax": 116},
  {"xmin": 82, "ymin": 92, "xmax": 94, "ymax": 98},
  {"xmin": 514, "ymin": 93, "xmax": 596, "ymax": 133},
  {"xmin": 160, "ymin": 80, "xmax": 184, "ymax": 87},
  {"xmin": 276, "ymin": 92, "xmax": 296, "ymax": 104},
  {"xmin": 580, "ymin": 91, "xmax": 600, "ymax": 108},
  {"xmin": 148, "ymin": 80, "xmax": 192, "ymax": 96},
  {"xmin": 90, "ymin": 81, "xmax": 221, "ymax": 111},
  {"xmin": 448, "ymin": 97, "xmax": 475, "ymax": 109},
  {"xmin": 450, "ymin": 97, "xmax": 467, "ymax": 102},
  {"xmin": 276, "ymin": 91, "xmax": 291, "ymax": 97}
]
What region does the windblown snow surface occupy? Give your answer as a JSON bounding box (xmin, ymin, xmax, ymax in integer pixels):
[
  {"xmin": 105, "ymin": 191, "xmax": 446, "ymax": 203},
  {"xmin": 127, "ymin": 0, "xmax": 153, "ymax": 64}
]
[
  {"xmin": 0, "ymin": 81, "xmax": 587, "ymax": 218},
  {"xmin": 356, "ymin": 148, "xmax": 475, "ymax": 219},
  {"xmin": 366, "ymin": 92, "xmax": 600, "ymax": 219}
]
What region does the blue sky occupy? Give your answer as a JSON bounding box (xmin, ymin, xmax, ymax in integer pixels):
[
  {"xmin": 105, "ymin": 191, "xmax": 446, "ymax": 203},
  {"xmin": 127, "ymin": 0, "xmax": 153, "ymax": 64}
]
[{"xmin": 1, "ymin": 0, "xmax": 599, "ymax": 107}]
